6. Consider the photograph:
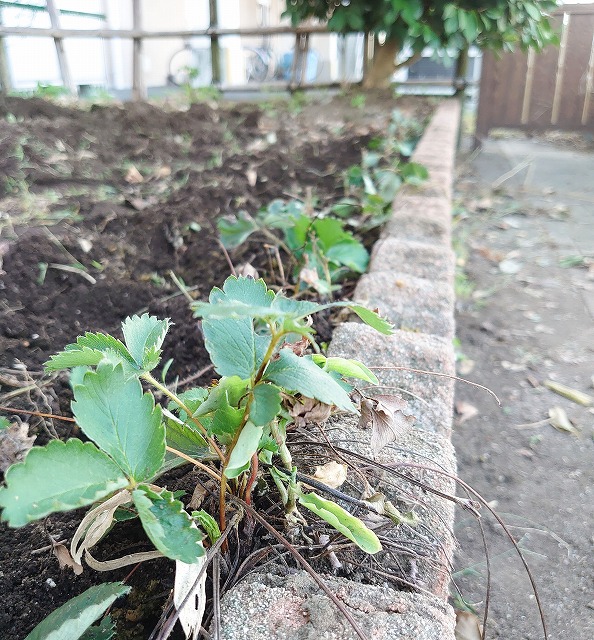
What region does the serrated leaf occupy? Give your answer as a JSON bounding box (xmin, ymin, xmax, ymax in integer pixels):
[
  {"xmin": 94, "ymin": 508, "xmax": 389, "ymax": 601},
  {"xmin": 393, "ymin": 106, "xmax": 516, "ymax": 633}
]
[
  {"xmin": 298, "ymin": 491, "xmax": 382, "ymax": 554},
  {"xmin": 0, "ymin": 439, "xmax": 128, "ymax": 527},
  {"xmin": 133, "ymin": 486, "xmax": 205, "ymax": 563},
  {"xmin": 25, "ymin": 583, "xmax": 130, "ymax": 640},
  {"xmin": 121, "ymin": 314, "xmax": 171, "ymax": 370},
  {"xmin": 264, "ymin": 350, "xmax": 354, "ymax": 411},
  {"xmin": 250, "ymin": 383, "xmax": 282, "ymax": 426},
  {"xmin": 192, "ymin": 509, "xmax": 221, "ymax": 543},
  {"xmin": 225, "ymin": 421, "xmax": 263, "ymax": 479},
  {"xmin": 312, "ymin": 355, "xmax": 378, "ymax": 384},
  {"xmin": 45, "ymin": 332, "xmax": 135, "ymax": 372},
  {"xmin": 194, "ymin": 377, "xmax": 249, "ymax": 416},
  {"xmin": 72, "ymin": 364, "xmax": 165, "ymax": 482}
]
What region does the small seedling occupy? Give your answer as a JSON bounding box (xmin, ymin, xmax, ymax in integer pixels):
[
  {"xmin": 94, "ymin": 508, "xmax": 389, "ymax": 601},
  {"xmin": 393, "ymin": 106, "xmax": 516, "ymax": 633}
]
[
  {"xmin": 218, "ymin": 200, "xmax": 369, "ymax": 295},
  {"xmin": 0, "ymin": 276, "xmax": 393, "ymax": 635}
]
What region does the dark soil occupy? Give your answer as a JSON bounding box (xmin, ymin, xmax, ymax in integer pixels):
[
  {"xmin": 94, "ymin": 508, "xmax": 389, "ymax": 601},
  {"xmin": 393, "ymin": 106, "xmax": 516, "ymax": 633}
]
[{"xmin": 0, "ymin": 93, "xmax": 432, "ymax": 639}]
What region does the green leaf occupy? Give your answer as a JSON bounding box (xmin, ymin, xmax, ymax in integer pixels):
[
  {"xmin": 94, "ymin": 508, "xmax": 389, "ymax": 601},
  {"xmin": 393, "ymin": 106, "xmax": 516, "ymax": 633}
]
[
  {"xmin": 160, "ymin": 420, "xmax": 213, "ymax": 474},
  {"xmin": 225, "ymin": 421, "xmax": 263, "ymax": 479},
  {"xmin": 346, "ymin": 304, "xmax": 394, "ymax": 335},
  {"xmin": 264, "ymin": 350, "xmax": 354, "ymax": 411},
  {"xmin": 375, "ymin": 169, "xmax": 403, "ymax": 202},
  {"xmin": 194, "ymin": 377, "xmax": 249, "ymax": 416},
  {"xmin": 401, "ymin": 161, "xmax": 429, "ymax": 185},
  {"xmin": 192, "ymin": 509, "xmax": 221, "ymax": 543},
  {"xmin": 45, "ymin": 332, "xmax": 135, "ymax": 372},
  {"xmin": 170, "ymin": 387, "xmax": 209, "ymax": 421},
  {"xmin": 218, "ymin": 211, "xmax": 258, "ymax": 248},
  {"xmin": 325, "ymin": 240, "xmax": 369, "ymax": 273},
  {"xmin": 72, "ymin": 364, "xmax": 165, "ymax": 482},
  {"xmin": 0, "ymin": 439, "xmax": 128, "ymax": 527},
  {"xmin": 196, "ymin": 278, "xmax": 272, "ymax": 378},
  {"xmin": 0, "ymin": 416, "xmax": 10, "ymax": 430},
  {"xmin": 133, "ymin": 486, "xmax": 205, "ymax": 563},
  {"xmin": 210, "ymin": 402, "xmax": 244, "ymax": 445},
  {"xmin": 121, "ymin": 314, "xmax": 171, "ymax": 371},
  {"xmin": 250, "ymin": 383, "xmax": 282, "ymax": 426},
  {"xmin": 79, "ymin": 616, "xmax": 116, "ymax": 639},
  {"xmin": 312, "ymin": 355, "xmax": 378, "ymax": 385},
  {"xmin": 298, "ymin": 491, "xmax": 382, "ymax": 554},
  {"xmin": 525, "ymin": 3, "xmax": 541, "ymax": 21},
  {"xmin": 25, "ymin": 583, "xmax": 130, "ymax": 640}
]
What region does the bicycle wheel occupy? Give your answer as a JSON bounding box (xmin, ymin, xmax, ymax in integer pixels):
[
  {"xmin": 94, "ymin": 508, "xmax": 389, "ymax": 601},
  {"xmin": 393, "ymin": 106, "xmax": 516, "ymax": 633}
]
[
  {"xmin": 168, "ymin": 46, "xmax": 198, "ymax": 87},
  {"xmin": 244, "ymin": 47, "xmax": 270, "ymax": 83}
]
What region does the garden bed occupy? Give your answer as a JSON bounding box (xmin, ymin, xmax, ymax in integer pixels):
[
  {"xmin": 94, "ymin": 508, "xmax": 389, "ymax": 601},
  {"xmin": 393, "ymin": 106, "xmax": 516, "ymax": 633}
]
[{"xmin": 0, "ymin": 93, "xmax": 434, "ymax": 639}]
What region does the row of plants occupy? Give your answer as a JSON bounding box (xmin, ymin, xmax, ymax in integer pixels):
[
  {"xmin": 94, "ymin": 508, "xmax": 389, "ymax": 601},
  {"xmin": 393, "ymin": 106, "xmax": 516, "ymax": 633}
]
[
  {"xmin": 0, "ymin": 109, "xmax": 428, "ymax": 639},
  {"xmin": 218, "ymin": 108, "xmax": 428, "ymax": 296}
]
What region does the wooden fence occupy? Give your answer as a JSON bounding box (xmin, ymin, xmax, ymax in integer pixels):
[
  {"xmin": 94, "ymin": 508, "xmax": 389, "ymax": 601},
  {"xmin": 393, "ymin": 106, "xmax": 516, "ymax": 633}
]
[{"xmin": 476, "ymin": 4, "xmax": 594, "ymax": 137}]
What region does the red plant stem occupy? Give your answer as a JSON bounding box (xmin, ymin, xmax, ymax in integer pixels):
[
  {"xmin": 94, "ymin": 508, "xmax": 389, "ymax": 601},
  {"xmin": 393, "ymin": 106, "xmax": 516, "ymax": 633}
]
[{"xmin": 243, "ymin": 453, "xmax": 259, "ymax": 505}]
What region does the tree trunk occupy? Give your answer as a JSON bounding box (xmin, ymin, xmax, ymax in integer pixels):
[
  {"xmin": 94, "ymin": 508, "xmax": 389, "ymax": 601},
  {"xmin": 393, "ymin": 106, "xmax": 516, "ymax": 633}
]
[{"xmin": 362, "ymin": 37, "xmax": 400, "ymax": 89}]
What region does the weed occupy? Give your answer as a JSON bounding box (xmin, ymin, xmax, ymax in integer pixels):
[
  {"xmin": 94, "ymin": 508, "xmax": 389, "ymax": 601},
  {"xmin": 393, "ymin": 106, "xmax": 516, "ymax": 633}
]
[
  {"xmin": 288, "ymin": 90, "xmax": 309, "ymax": 114},
  {"xmin": 351, "ymin": 93, "xmax": 366, "ymax": 110}
]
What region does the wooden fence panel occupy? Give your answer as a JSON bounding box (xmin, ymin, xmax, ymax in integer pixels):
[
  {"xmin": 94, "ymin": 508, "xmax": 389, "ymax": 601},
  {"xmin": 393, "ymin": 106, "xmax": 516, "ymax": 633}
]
[{"xmin": 477, "ymin": 6, "xmax": 594, "ymax": 137}]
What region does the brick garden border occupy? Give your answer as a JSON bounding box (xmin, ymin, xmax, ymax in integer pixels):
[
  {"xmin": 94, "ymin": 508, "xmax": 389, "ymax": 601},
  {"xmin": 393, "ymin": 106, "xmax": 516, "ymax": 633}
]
[{"xmin": 219, "ymin": 100, "xmax": 461, "ymax": 640}]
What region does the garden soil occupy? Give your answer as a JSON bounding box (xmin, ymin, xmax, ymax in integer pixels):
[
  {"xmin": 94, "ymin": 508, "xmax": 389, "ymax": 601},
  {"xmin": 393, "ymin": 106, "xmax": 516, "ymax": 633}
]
[{"xmin": 0, "ymin": 93, "xmax": 432, "ymax": 639}]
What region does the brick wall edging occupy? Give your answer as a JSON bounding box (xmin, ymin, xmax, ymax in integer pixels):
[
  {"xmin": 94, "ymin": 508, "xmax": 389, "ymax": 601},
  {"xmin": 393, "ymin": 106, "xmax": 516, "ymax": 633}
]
[{"xmin": 218, "ymin": 100, "xmax": 461, "ymax": 640}]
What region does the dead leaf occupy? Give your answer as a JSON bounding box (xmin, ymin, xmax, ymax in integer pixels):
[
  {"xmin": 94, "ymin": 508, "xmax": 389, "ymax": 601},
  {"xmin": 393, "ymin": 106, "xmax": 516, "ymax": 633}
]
[
  {"xmin": 286, "ymin": 337, "xmax": 309, "ymax": 357},
  {"xmin": 455, "ymin": 610, "xmax": 482, "ymax": 640},
  {"xmin": 476, "ymin": 246, "xmax": 504, "ymax": 263},
  {"xmin": 77, "ymin": 238, "xmax": 93, "ymax": 253},
  {"xmin": 289, "ymin": 397, "xmax": 332, "ymax": 427},
  {"xmin": 0, "ymin": 421, "xmax": 35, "ymax": 473},
  {"xmin": 188, "ymin": 484, "xmax": 207, "ymax": 511},
  {"xmin": 311, "ymin": 461, "xmax": 348, "ymax": 489},
  {"xmin": 544, "ymin": 380, "xmax": 593, "ymax": 407},
  {"xmin": 124, "ymin": 196, "xmax": 151, "ymax": 211},
  {"xmin": 53, "ymin": 542, "xmax": 83, "ymax": 575},
  {"xmin": 457, "ymin": 359, "xmax": 475, "ymax": 375},
  {"xmin": 235, "ymin": 263, "xmax": 259, "ymax": 279},
  {"xmin": 299, "ymin": 267, "xmax": 320, "ymax": 288},
  {"xmin": 358, "ymin": 395, "xmax": 415, "ymax": 455},
  {"xmin": 548, "ymin": 406, "xmax": 579, "ymax": 434},
  {"xmin": 498, "ymin": 258, "xmax": 523, "ymax": 274},
  {"xmin": 246, "ymin": 168, "xmax": 258, "ymax": 187},
  {"xmin": 124, "ymin": 165, "xmax": 144, "ymax": 184},
  {"xmin": 175, "ymin": 557, "xmax": 206, "ymax": 640},
  {"xmin": 455, "ymin": 401, "xmax": 479, "ymax": 425},
  {"xmin": 153, "ymin": 165, "xmax": 171, "ymax": 179}
]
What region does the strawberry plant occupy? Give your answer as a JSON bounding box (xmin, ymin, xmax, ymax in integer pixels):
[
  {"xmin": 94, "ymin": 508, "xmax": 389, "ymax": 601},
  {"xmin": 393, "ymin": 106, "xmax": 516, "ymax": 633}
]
[
  {"xmin": 218, "ymin": 199, "xmax": 369, "ymax": 295},
  {"xmin": 0, "ymin": 276, "xmax": 393, "ymax": 637}
]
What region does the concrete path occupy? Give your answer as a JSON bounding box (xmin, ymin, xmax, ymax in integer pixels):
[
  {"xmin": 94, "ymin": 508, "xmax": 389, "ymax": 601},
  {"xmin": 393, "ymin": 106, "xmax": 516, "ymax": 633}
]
[{"xmin": 454, "ymin": 136, "xmax": 594, "ymax": 639}]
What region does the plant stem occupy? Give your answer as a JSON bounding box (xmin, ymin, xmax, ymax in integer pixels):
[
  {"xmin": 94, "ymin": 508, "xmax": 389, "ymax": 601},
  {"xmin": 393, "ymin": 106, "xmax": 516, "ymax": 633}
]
[
  {"xmin": 142, "ymin": 372, "xmax": 225, "ymax": 461},
  {"xmin": 165, "ymin": 446, "xmax": 221, "ymax": 482},
  {"xmin": 270, "ymin": 420, "xmax": 298, "ymax": 515}
]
